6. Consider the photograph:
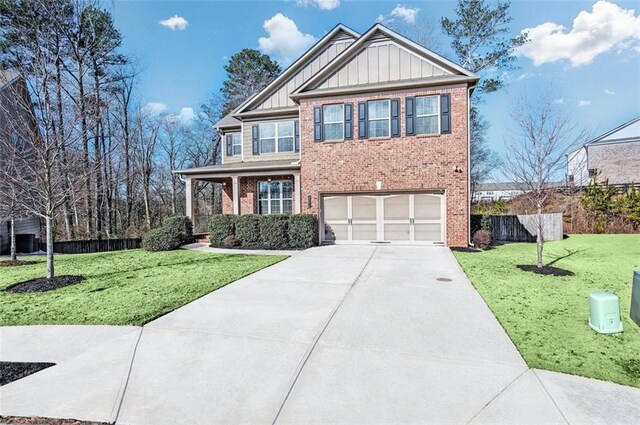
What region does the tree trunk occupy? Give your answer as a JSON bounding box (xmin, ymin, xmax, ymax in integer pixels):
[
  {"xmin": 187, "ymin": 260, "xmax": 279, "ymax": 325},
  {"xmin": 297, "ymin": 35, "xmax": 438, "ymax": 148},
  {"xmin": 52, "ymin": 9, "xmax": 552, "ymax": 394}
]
[
  {"xmin": 46, "ymin": 215, "xmax": 54, "ymax": 279},
  {"xmin": 10, "ymin": 217, "xmax": 17, "ymax": 262},
  {"xmin": 536, "ymin": 204, "xmax": 544, "ymax": 268}
]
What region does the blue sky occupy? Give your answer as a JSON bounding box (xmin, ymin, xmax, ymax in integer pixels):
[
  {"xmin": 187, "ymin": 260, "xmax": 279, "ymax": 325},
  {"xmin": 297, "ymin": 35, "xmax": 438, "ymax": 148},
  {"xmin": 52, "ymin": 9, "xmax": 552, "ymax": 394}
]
[{"xmin": 112, "ymin": 0, "xmax": 640, "ymax": 160}]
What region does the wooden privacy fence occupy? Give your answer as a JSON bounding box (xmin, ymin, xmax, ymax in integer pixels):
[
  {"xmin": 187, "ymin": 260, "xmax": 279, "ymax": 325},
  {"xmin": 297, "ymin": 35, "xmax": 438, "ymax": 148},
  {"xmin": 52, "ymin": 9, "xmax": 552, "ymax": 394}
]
[
  {"xmin": 40, "ymin": 238, "xmax": 142, "ymax": 254},
  {"xmin": 471, "ymin": 214, "xmax": 564, "ymax": 242}
]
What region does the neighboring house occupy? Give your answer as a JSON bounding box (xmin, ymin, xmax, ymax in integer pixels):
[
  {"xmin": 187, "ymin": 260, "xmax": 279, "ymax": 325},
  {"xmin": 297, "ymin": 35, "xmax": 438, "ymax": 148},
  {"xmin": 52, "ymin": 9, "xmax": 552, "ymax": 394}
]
[
  {"xmin": 176, "ymin": 24, "xmax": 478, "ymax": 247},
  {"xmin": 472, "ymin": 183, "xmax": 526, "ymax": 203},
  {"xmin": 567, "ymin": 116, "xmax": 640, "ymax": 187},
  {"xmin": 0, "ymin": 71, "xmax": 41, "ymax": 254},
  {"xmin": 472, "ymin": 182, "xmax": 565, "ymax": 203}
]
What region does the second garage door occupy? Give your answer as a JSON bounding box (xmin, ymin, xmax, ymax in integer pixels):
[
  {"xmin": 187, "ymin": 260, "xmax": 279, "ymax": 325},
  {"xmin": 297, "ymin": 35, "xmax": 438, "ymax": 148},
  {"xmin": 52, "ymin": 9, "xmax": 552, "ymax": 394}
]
[{"xmin": 322, "ymin": 193, "xmax": 445, "ymax": 245}]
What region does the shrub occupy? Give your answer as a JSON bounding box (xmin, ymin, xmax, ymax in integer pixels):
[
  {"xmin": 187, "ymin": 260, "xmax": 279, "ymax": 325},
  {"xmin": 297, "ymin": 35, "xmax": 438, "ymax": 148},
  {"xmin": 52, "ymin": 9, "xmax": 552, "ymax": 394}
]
[
  {"xmin": 209, "ymin": 214, "xmax": 236, "ymax": 247},
  {"xmin": 235, "ymin": 214, "xmax": 261, "ymax": 247},
  {"xmin": 143, "ymin": 226, "xmax": 184, "ymax": 251},
  {"xmin": 223, "ymin": 235, "xmax": 239, "ymax": 248},
  {"xmin": 259, "ymin": 214, "xmax": 289, "ymax": 249},
  {"xmin": 163, "ymin": 215, "xmax": 194, "ymax": 245},
  {"xmin": 473, "ymin": 229, "xmax": 492, "ymax": 250},
  {"xmin": 288, "ymin": 214, "xmax": 318, "ymax": 249}
]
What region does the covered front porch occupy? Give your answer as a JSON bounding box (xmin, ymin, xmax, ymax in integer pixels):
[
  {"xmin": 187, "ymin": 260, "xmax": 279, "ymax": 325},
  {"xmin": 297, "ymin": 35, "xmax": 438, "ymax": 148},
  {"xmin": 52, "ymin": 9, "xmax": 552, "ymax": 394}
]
[{"xmin": 175, "ymin": 160, "xmax": 302, "ymax": 233}]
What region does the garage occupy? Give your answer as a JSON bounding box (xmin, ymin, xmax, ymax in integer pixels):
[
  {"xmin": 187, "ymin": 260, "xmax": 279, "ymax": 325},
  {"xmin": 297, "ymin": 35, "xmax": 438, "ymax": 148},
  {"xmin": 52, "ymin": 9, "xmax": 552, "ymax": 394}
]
[{"xmin": 321, "ymin": 193, "xmax": 445, "ymax": 245}]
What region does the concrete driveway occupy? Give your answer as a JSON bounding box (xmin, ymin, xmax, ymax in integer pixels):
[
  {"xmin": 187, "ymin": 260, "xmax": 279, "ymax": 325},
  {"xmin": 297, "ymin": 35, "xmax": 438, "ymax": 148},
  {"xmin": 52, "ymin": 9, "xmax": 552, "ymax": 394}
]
[{"xmin": 2, "ymin": 245, "xmax": 640, "ymax": 424}]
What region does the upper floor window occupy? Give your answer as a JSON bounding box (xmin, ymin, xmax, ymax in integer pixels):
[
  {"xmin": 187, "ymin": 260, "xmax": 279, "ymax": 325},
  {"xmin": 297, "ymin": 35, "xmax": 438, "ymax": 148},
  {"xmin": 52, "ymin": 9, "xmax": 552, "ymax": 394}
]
[
  {"xmin": 231, "ymin": 133, "xmax": 242, "ymax": 156},
  {"xmin": 415, "ymin": 96, "xmax": 439, "ymax": 135},
  {"xmin": 323, "ymin": 104, "xmax": 344, "ymax": 140},
  {"xmin": 368, "ymin": 100, "xmax": 390, "ymax": 138},
  {"xmin": 259, "ymin": 121, "xmax": 294, "ymax": 154}
]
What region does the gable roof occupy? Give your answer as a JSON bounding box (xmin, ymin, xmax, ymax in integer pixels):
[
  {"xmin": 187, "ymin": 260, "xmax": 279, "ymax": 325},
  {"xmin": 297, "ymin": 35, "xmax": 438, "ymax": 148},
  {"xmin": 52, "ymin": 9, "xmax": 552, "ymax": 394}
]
[
  {"xmin": 291, "ymin": 23, "xmax": 478, "ymax": 99},
  {"xmin": 232, "ymin": 24, "xmax": 359, "ymax": 117},
  {"xmin": 586, "ymin": 116, "xmax": 640, "ymax": 146}
]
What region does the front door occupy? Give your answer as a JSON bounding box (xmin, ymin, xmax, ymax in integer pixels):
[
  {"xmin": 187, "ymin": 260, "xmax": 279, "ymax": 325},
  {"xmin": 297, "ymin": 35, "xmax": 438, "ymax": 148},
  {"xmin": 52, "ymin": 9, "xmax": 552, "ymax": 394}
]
[{"xmin": 322, "ymin": 193, "xmax": 445, "ymax": 245}]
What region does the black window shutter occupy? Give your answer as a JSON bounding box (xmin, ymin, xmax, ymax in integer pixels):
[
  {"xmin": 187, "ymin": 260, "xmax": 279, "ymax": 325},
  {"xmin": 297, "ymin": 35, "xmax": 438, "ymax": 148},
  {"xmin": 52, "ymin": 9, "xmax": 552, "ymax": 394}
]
[
  {"xmin": 405, "ymin": 97, "xmax": 415, "ymax": 136},
  {"xmin": 252, "ymin": 124, "xmax": 260, "ymax": 155},
  {"xmin": 344, "ymin": 103, "xmax": 353, "ymax": 140},
  {"xmin": 294, "ymin": 120, "xmax": 300, "ymax": 152},
  {"xmin": 313, "ymin": 106, "xmax": 323, "ymax": 142},
  {"xmin": 226, "ymin": 134, "xmax": 233, "ymax": 156},
  {"xmin": 390, "ymin": 98, "xmax": 400, "ymax": 137},
  {"xmin": 358, "ymin": 101, "xmax": 367, "ymax": 139},
  {"xmin": 440, "ymin": 94, "xmax": 451, "ymax": 134}
]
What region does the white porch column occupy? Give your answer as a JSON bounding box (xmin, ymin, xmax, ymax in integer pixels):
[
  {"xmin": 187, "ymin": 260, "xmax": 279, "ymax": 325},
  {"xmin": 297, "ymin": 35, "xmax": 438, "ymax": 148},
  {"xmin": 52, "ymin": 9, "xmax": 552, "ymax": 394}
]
[
  {"xmin": 293, "ymin": 172, "xmax": 301, "ymax": 214},
  {"xmin": 231, "ymin": 176, "xmax": 240, "ymax": 214},
  {"xmin": 185, "ymin": 177, "xmax": 195, "ymax": 219}
]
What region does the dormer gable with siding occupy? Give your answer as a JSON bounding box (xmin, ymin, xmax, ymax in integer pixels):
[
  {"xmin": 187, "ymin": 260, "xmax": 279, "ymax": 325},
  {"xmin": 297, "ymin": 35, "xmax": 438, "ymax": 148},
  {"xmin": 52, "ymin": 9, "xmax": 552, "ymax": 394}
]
[{"xmin": 219, "ymin": 25, "xmax": 359, "ymax": 165}]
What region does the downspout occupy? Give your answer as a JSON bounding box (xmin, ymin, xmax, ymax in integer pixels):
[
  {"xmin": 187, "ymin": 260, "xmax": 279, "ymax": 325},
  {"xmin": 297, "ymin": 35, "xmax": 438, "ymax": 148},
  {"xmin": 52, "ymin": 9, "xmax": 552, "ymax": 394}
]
[{"xmin": 467, "ymin": 85, "xmax": 473, "ymax": 247}]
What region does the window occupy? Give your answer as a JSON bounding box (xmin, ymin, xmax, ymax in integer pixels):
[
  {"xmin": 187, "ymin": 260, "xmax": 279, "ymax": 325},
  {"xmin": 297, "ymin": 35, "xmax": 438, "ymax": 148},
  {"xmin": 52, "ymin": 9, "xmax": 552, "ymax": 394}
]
[
  {"xmin": 415, "ymin": 96, "xmax": 439, "ymax": 135},
  {"xmin": 258, "ymin": 180, "xmax": 293, "ymax": 214},
  {"xmin": 231, "ymin": 133, "xmax": 242, "ymax": 156},
  {"xmin": 323, "ymin": 104, "xmax": 343, "ymax": 140},
  {"xmin": 259, "ymin": 121, "xmax": 295, "ymax": 154},
  {"xmin": 368, "ymin": 100, "xmax": 390, "ymax": 138}
]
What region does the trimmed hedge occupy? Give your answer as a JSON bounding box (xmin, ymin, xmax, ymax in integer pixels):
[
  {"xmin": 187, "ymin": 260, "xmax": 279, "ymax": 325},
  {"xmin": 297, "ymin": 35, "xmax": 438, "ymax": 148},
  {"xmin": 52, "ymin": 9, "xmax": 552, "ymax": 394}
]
[
  {"xmin": 208, "ymin": 214, "xmax": 236, "ymax": 247},
  {"xmin": 235, "ymin": 215, "xmax": 261, "ymax": 248},
  {"xmin": 288, "ymin": 214, "xmax": 318, "ymax": 249},
  {"xmin": 259, "ymin": 215, "xmax": 290, "ymax": 249},
  {"xmin": 144, "ymin": 215, "xmax": 194, "ymax": 252},
  {"xmin": 208, "ymin": 213, "xmax": 318, "ymax": 250}
]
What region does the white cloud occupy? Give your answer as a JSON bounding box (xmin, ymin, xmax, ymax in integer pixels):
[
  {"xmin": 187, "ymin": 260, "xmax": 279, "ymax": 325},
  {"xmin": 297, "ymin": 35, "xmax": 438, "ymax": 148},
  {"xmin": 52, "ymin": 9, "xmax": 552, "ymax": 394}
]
[
  {"xmin": 295, "ymin": 0, "xmax": 340, "ymax": 10},
  {"xmin": 258, "ymin": 13, "xmax": 317, "ymax": 63},
  {"xmin": 378, "ymin": 4, "xmax": 420, "ymax": 25},
  {"xmin": 176, "ymin": 107, "xmax": 195, "ymax": 123},
  {"xmin": 159, "ymin": 15, "xmax": 188, "ymax": 31},
  {"xmin": 518, "ymin": 1, "xmax": 640, "ymax": 67},
  {"xmin": 554, "ymin": 98, "xmax": 565, "ymax": 104},
  {"xmin": 578, "ymin": 100, "xmax": 591, "ymax": 106},
  {"xmin": 604, "ymin": 89, "xmax": 616, "ymax": 95},
  {"xmin": 144, "ymin": 102, "xmax": 167, "ymax": 114},
  {"xmin": 390, "ymin": 5, "xmax": 420, "ymax": 24}
]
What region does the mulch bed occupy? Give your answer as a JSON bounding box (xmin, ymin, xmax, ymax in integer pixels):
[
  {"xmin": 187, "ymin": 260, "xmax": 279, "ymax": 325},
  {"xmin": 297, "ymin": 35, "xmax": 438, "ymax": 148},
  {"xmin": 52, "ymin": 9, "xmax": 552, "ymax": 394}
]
[
  {"xmin": 0, "ymin": 260, "xmax": 35, "ymax": 267},
  {"xmin": 0, "ymin": 362, "xmax": 56, "ymax": 386},
  {"xmin": 450, "ymin": 247, "xmax": 483, "ymax": 253},
  {"xmin": 5, "ymin": 276, "xmax": 84, "ymax": 293},
  {"xmin": 517, "ymin": 264, "xmax": 575, "ymax": 276},
  {"xmin": 0, "ymin": 416, "xmax": 110, "ymax": 425}
]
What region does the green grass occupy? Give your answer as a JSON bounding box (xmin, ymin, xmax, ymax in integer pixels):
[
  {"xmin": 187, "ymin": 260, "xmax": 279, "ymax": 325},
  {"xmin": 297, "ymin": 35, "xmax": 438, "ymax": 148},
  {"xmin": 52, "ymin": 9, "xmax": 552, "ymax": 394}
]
[
  {"xmin": 453, "ymin": 234, "xmax": 640, "ymax": 388},
  {"xmin": 0, "ymin": 249, "xmax": 286, "ymax": 326}
]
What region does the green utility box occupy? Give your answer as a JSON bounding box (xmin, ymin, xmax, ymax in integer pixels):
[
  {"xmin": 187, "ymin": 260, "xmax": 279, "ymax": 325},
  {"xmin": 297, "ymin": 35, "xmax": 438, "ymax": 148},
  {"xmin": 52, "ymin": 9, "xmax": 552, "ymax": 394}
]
[
  {"xmin": 631, "ymin": 271, "xmax": 640, "ymax": 327},
  {"xmin": 588, "ymin": 291, "xmax": 623, "ymax": 334}
]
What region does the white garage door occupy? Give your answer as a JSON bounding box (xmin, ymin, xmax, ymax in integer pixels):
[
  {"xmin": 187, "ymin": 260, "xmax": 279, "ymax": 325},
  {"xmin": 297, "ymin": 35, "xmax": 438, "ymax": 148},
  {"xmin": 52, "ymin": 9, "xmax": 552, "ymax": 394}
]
[{"xmin": 322, "ymin": 193, "xmax": 445, "ymax": 245}]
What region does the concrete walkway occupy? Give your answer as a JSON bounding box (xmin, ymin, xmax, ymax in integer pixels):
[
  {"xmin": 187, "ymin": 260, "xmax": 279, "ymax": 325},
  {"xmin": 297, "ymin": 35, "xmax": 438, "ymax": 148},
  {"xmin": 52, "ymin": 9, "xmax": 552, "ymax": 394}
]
[{"xmin": 1, "ymin": 245, "xmax": 639, "ymax": 424}]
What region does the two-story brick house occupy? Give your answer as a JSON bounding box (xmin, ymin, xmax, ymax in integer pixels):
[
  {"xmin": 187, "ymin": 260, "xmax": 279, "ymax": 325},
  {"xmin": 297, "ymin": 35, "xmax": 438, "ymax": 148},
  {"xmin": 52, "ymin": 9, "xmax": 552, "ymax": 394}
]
[{"xmin": 176, "ymin": 23, "xmax": 478, "ymax": 247}]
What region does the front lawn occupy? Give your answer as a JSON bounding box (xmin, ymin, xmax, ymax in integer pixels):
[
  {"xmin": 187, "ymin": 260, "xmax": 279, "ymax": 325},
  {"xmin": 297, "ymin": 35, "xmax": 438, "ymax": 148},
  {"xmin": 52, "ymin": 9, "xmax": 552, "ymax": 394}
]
[
  {"xmin": 0, "ymin": 250, "xmax": 286, "ymax": 326},
  {"xmin": 454, "ymin": 234, "xmax": 640, "ymax": 388}
]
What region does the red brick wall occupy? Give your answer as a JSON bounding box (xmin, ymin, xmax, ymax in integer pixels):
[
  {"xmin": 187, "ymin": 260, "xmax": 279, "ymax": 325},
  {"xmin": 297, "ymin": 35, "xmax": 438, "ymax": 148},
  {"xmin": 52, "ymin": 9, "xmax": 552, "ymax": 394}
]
[{"xmin": 299, "ymin": 84, "xmax": 470, "ymax": 247}]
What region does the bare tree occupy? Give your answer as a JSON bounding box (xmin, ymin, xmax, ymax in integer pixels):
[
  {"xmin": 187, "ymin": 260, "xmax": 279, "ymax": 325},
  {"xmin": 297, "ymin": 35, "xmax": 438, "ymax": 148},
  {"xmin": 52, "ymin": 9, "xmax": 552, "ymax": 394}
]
[
  {"xmin": 502, "ymin": 89, "xmax": 588, "ymax": 268},
  {"xmin": 387, "ymin": 14, "xmax": 442, "ymax": 53}
]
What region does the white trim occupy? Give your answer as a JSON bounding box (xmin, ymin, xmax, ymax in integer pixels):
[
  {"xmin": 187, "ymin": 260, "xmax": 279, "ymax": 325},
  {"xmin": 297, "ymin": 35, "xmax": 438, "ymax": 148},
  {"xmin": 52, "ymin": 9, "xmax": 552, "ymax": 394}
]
[
  {"xmin": 322, "ymin": 104, "xmax": 344, "ymax": 141},
  {"xmin": 257, "ymin": 180, "xmax": 294, "ymax": 214},
  {"xmin": 368, "ymin": 99, "xmax": 390, "ymax": 138},
  {"xmin": 415, "ymin": 95, "xmax": 440, "ymax": 135},
  {"xmin": 258, "ymin": 121, "xmax": 295, "ymax": 154}
]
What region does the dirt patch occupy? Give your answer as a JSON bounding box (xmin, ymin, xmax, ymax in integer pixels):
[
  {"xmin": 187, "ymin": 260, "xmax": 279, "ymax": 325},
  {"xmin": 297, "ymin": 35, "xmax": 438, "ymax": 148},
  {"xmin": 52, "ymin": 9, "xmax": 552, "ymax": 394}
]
[
  {"xmin": 0, "ymin": 362, "xmax": 56, "ymax": 386},
  {"xmin": 517, "ymin": 264, "xmax": 575, "ymax": 276},
  {"xmin": 5, "ymin": 276, "xmax": 84, "ymax": 293},
  {"xmin": 0, "ymin": 416, "xmax": 110, "ymax": 425},
  {"xmin": 0, "ymin": 260, "xmax": 35, "ymax": 267}
]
